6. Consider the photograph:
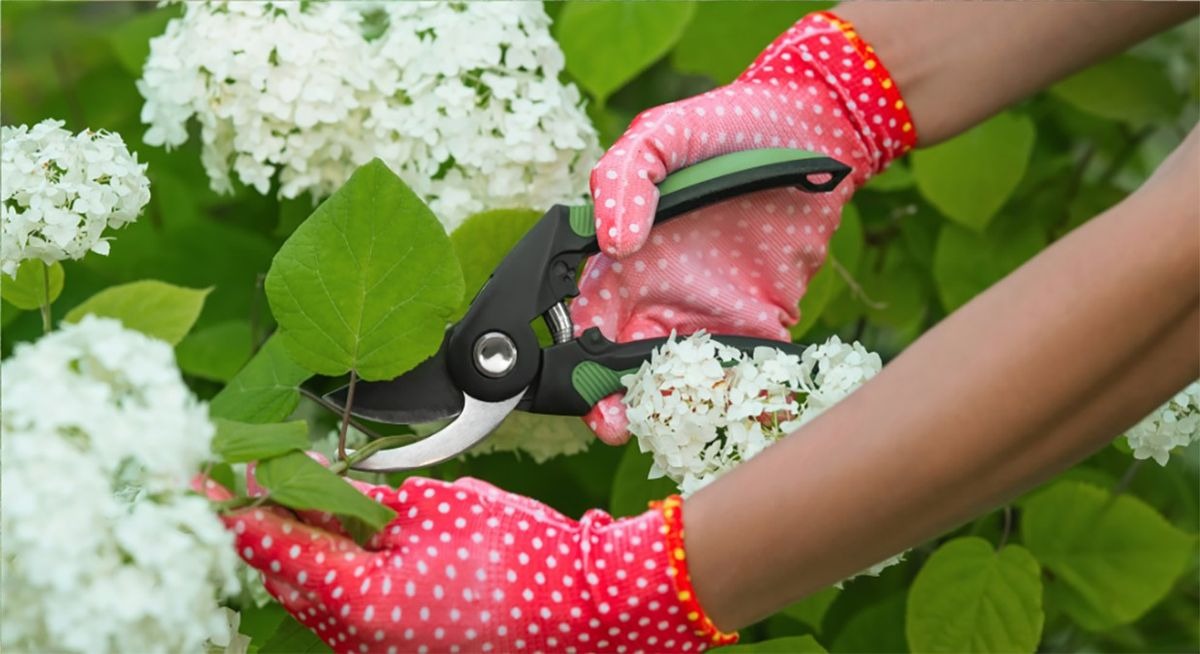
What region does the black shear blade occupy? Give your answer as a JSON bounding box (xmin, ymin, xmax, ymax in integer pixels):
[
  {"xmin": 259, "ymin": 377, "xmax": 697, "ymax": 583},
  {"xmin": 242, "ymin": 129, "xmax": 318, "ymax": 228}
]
[{"xmin": 324, "ymin": 349, "xmax": 464, "ymax": 424}]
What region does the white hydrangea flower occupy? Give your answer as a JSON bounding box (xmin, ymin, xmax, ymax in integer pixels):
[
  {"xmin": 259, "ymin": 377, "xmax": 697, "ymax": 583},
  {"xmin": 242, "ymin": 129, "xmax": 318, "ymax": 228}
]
[
  {"xmin": 137, "ymin": 1, "xmax": 600, "ymax": 231},
  {"xmin": 623, "ymin": 333, "xmax": 882, "ymax": 495},
  {"xmin": 1, "ymin": 316, "xmax": 240, "ymax": 654},
  {"xmin": 206, "ymin": 607, "xmax": 251, "ymax": 654},
  {"xmin": 1, "ymin": 119, "xmax": 151, "ymax": 277},
  {"xmin": 623, "ymin": 331, "xmax": 899, "ymax": 581},
  {"xmin": 1126, "ymin": 381, "xmax": 1200, "ymax": 465}
]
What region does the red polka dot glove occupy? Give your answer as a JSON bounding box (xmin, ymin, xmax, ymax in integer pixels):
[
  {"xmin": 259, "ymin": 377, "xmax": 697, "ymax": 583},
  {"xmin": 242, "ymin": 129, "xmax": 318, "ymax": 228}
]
[
  {"xmin": 203, "ymin": 469, "xmax": 734, "ymax": 653},
  {"xmin": 572, "ymin": 11, "xmax": 917, "ymax": 443}
]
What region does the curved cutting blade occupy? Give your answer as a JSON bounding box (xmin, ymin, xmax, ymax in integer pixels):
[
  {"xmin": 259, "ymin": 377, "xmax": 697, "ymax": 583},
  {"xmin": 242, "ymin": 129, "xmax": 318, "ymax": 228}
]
[
  {"xmin": 348, "ymin": 391, "xmax": 525, "ymax": 471},
  {"xmin": 324, "ymin": 348, "xmax": 464, "ymax": 425}
]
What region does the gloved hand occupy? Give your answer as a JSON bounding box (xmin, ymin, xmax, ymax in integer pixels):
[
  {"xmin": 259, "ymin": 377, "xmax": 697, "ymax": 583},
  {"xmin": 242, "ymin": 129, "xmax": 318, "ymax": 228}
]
[
  {"xmin": 571, "ymin": 11, "xmax": 916, "ymax": 443},
  {"xmin": 201, "ymin": 464, "xmax": 734, "ymax": 654}
]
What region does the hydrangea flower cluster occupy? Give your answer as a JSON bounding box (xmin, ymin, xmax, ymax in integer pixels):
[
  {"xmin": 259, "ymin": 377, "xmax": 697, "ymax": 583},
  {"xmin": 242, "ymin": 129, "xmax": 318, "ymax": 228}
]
[
  {"xmin": 1126, "ymin": 381, "xmax": 1200, "ymax": 466},
  {"xmin": 1, "ymin": 119, "xmax": 150, "ymax": 277},
  {"xmin": 623, "ymin": 332, "xmax": 883, "ymax": 496},
  {"xmin": 0, "ymin": 316, "xmax": 241, "ymax": 653},
  {"xmin": 623, "ymin": 332, "xmax": 901, "ymax": 582},
  {"xmin": 137, "ymin": 1, "xmax": 600, "ymax": 231}
]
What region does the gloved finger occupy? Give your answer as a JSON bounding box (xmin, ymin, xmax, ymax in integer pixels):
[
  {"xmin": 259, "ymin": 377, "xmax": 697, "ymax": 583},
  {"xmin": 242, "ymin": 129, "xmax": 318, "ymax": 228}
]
[
  {"xmin": 224, "ymin": 504, "xmax": 365, "ymax": 591},
  {"xmin": 448, "ymin": 476, "xmax": 576, "ymax": 527},
  {"xmin": 591, "ymin": 105, "xmax": 688, "ymax": 258},
  {"xmin": 193, "ymin": 474, "xmax": 234, "ymax": 502},
  {"xmin": 582, "ymin": 394, "xmax": 631, "ymax": 446},
  {"xmin": 593, "ymin": 93, "xmax": 773, "ymax": 258},
  {"xmin": 262, "ymin": 576, "xmax": 321, "ymax": 629}
]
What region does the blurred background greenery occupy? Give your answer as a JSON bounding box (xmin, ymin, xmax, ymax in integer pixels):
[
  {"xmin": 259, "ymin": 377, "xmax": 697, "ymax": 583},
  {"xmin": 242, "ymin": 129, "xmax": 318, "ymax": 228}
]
[{"xmin": 3, "ymin": 2, "xmax": 1197, "ymax": 652}]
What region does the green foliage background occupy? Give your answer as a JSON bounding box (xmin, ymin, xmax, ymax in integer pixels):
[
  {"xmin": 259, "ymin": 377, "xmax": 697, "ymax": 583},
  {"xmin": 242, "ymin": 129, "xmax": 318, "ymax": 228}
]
[{"xmin": 2, "ymin": 2, "xmax": 1197, "ymax": 652}]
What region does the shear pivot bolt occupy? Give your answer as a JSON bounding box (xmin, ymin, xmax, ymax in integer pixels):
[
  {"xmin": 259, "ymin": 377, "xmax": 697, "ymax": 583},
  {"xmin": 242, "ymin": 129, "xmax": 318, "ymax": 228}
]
[{"xmin": 474, "ymin": 332, "xmax": 517, "ymax": 378}]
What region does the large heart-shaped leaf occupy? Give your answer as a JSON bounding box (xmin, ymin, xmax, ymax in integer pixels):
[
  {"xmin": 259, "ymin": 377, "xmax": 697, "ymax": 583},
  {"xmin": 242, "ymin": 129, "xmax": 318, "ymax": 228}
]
[
  {"xmin": 906, "ymin": 537, "xmax": 1043, "ymax": 653},
  {"xmin": 912, "ymin": 112, "xmax": 1035, "ymax": 231},
  {"xmin": 265, "ymin": 159, "xmax": 464, "ymax": 380},
  {"xmin": 209, "ymin": 335, "xmax": 312, "ymax": 424},
  {"xmin": 1022, "ymin": 481, "xmax": 1194, "ymax": 630}
]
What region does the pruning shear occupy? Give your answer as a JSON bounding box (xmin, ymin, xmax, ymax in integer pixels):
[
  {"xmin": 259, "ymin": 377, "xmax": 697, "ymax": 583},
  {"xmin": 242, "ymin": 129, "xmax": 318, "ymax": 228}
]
[{"xmin": 325, "ymin": 148, "xmax": 851, "ymax": 471}]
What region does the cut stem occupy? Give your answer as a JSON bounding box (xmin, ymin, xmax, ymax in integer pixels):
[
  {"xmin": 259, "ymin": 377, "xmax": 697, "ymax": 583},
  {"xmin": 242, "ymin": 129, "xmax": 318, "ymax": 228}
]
[{"xmin": 338, "ymin": 370, "xmax": 358, "ymax": 462}]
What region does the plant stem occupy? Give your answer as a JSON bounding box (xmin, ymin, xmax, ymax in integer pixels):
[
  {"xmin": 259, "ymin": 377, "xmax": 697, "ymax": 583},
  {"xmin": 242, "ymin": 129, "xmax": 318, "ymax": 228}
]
[
  {"xmin": 831, "ymin": 256, "xmax": 887, "ymax": 310},
  {"xmin": 997, "ymin": 505, "xmax": 1013, "ymax": 548},
  {"xmin": 39, "ymin": 261, "xmax": 52, "ymax": 334},
  {"xmin": 338, "ymin": 370, "xmax": 358, "ymax": 462},
  {"xmin": 249, "ymin": 273, "xmax": 267, "ymax": 354},
  {"xmin": 298, "ymin": 385, "xmax": 386, "ymax": 440},
  {"xmin": 215, "ymin": 496, "xmax": 260, "ymax": 513},
  {"xmin": 327, "ymin": 434, "xmax": 418, "ymax": 476}
]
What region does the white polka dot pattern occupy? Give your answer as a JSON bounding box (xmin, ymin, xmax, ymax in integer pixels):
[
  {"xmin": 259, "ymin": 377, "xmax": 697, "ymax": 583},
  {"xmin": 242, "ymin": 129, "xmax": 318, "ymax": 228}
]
[
  {"xmin": 204, "ymin": 470, "xmax": 729, "ymax": 653},
  {"xmin": 572, "ymin": 12, "xmax": 915, "ymax": 442}
]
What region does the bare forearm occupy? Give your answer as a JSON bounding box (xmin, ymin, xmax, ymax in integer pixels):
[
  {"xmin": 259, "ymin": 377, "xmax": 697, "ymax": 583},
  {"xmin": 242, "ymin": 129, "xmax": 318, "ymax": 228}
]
[
  {"xmin": 839, "ymin": 2, "xmax": 1197, "ymax": 145},
  {"xmin": 685, "ymin": 129, "xmax": 1199, "ymax": 629},
  {"xmin": 987, "ymin": 308, "xmax": 1197, "ymax": 499}
]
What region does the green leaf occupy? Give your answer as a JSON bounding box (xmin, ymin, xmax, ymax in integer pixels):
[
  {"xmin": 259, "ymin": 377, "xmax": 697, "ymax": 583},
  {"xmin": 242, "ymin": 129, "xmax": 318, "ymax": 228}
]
[
  {"xmin": 557, "ymin": 1, "xmax": 696, "ymax": 103},
  {"xmin": 858, "ymin": 251, "xmax": 930, "ymax": 336},
  {"xmin": 209, "ymin": 335, "xmax": 312, "ymax": 424},
  {"xmin": 106, "ymin": 4, "xmax": 182, "ymax": 76},
  {"xmin": 175, "ymin": 320, "xmax": 253, "ymax": 382},
  {"xmin": 450, "ymin": 208, "xmax": 542, "ymax": 316},
  {"xmin": 779, "ymin": 587, "xmax": 842, "ymax": 633},
  {"xmin": 265, "ymin": 159, "xmax": 464, "ymax": 381},
  {"xmin": 609, "ymin": 442, "xmax": 679, "ymax": 517},
  {"xmin": 255, "ymin": 451, "xmax": 396, "ymax": 532},
  {"xmin": 234, "ymin": 601, "xmax": 289, "ymax": 649},
  {"xmin": 64, "ymin": 279, "xmax": 209, "ymax": 345},
  {"xmin": 829, "ymin": 592, "xmax": 908, "ymax": 653},
  {"xmin": 1022, "ymin": 481, "xmax": 1195, "ymax": 631},
  {"xmin": 863, "ymin": 160, "xmax": 915, "ymax": 192},
  {"xmin": 722, "ymin": 635, "xmax": 828, "ymax": 653},
  {"xmin": 257, "ymin": 612, "xmax": 330, "ymax": 653},
  {"xmin": 912, "ymin": 112, "xmax": 1035, "ymax": 230},
  {"xmin": 906, "ymin": 537, "xmax": 1043, "ymax": 653},
  {"xmin": 672, "ymin": 2, "xmax": 828, "ymax": 84},
  {"xmin": 212, "ymin": 419, "xmax": 309, "ymax": 463},
  {"xmin": 1, "ymin": 259, "xmax": 64, "ymax": 310},
  {"xmin": 932, "ymin": 210, "xmax": 1046, "ymax": 312},
  {"xmin": 791, "ymin": 204, "xmax": 863, "ymax": 340},
  {"xmin": 1051, "ymin": 55, "xmax": 1181, "ymax": 126}
]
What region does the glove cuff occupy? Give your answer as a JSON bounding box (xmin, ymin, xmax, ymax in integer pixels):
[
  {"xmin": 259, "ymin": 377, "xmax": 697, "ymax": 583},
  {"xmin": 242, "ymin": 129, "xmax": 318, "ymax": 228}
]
[
  {"xmin": 653, "ymin": 495, "xmax": 741, "ymax": 649},
  {"xmin": 740, "ymin": 11, "xmax": 918, "ymax": 173}
]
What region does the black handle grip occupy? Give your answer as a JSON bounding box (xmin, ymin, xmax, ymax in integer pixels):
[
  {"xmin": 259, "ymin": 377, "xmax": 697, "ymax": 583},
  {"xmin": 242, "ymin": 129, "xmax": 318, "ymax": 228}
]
[
  {"xmin": 520, "ymin": 327, "xmax": 807, "ymax": 416},
  {"xmin": 654, "ymin": 148, "xmax": 852, "ymax": 223}
]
